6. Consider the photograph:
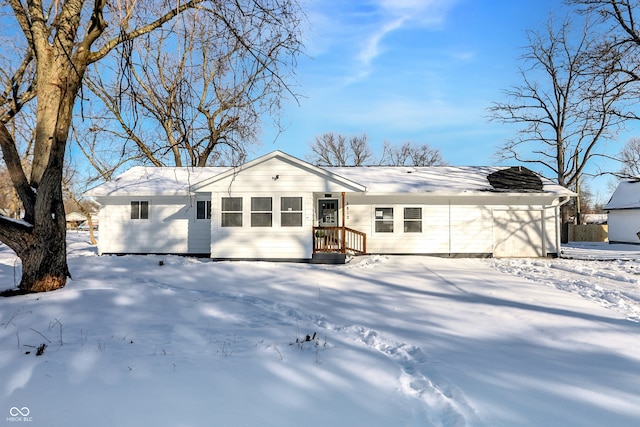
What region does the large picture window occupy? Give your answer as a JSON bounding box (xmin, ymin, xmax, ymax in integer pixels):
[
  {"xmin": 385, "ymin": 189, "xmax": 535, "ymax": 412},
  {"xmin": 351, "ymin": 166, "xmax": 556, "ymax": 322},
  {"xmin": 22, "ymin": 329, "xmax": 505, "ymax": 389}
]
[
  {"xmin": 251, "ymin": 197, "xmax": 272, "ymax": 227},
  {"xmin": 197, "ymin": 200, "xmax": 211, "ymax": 220},
  {"xmin": 281, "ymin": 197, "xmax": 303, "ymax": 227},
  {"xmin": 375, "ymin": 207, "xmax": 393, "ymax": 233},
  {"xmin": 221, "ymin": 197, "xmax": 242, "ymax": 227},
  {"xmin": 131, "ymin": 201, "xmax": 149, "ymax": 220},
  {"xmin": 404, "ymin": 207, "xmax": 422, "ymax": 233}
]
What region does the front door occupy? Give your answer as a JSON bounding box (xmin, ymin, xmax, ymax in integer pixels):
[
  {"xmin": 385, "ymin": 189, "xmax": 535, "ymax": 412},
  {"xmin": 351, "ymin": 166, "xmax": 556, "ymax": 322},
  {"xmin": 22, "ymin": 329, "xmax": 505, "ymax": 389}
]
[{"xmin": 318, "ymin": 199, "xmax": 339, "ymax": 227}]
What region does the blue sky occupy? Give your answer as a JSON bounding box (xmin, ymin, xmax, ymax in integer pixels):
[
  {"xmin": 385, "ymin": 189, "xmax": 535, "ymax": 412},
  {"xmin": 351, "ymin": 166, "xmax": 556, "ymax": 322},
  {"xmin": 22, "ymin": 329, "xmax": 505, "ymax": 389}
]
[{"xmin": 257, "ymin": 0, "xmax": 631, "ymax": 203}]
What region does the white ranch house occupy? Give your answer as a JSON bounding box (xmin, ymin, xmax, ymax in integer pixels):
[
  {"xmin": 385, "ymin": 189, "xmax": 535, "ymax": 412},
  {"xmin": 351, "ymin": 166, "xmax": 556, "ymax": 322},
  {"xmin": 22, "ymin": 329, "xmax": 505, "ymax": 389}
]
[
  {"xmin": 86, "ymin": 151, "xmax": 575, "ymax": 262},
  {"xmin": 605, "ymin": 177, "xmax": 640, "ymax": 244}
]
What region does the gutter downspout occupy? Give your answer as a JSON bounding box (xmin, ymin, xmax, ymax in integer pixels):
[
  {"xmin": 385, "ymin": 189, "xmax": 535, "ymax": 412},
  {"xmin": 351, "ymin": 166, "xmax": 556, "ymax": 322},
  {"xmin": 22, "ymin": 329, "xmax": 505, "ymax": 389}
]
[{"xmin": 554, "ymin": 196, "xmax": 573, "ymax": 257}]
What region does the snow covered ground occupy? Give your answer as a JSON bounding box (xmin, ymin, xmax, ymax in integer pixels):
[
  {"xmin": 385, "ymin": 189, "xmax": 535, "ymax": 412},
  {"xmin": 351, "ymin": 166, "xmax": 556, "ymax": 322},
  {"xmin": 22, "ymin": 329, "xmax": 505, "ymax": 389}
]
[{"xmin": 1, "ymin": 234, "xmax": 640, "ymax": 427}]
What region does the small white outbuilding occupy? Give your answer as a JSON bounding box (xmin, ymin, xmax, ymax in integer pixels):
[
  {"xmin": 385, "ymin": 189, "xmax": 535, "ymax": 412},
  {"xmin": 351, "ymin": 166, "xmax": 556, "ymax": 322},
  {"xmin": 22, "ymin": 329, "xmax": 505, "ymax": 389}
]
[
  {"xmin": 86, "ymin": 151, "xmax": 575, "ymax": 261},
  {"xmin": 604, "ymin": 177, "xmax": 640, "ymax": 244}
]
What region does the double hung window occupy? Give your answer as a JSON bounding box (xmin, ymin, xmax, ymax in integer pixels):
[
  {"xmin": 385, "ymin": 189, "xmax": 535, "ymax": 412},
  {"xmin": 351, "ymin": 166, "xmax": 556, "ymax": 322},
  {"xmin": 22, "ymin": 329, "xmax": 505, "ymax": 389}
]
[
  {"xmin": 404, "ymin": 208, "xmax": 422, "ymax": 233},
  {"xmin": 221, "ymin": 197, "xmax": 243, "ymax": 227},
  {"xmin": 375, "ymin": 208, "xmax": 393, "ymax": 232},
  {"xmin": 251, "ymin": 197, "xmax": 272, "ymax": 227},
  {"xmin": 281, "ymin": 197, "xmax": 303, "ymax": 227}
]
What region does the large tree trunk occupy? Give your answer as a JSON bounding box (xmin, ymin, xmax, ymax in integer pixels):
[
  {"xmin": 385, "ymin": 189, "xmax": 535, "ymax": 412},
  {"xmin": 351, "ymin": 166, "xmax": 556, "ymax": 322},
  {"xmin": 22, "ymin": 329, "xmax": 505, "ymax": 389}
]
[
  {"xmin": 0, "ymin": 217, "xmax": 69, "ymax": 293},
  {"xmin": 0, "ymin": 130, "xmax": 70, "ymax": 293},
  {"xmin": 23, "ymin": 153, "xmax": 69, "ymax": 292},
  {"xmin": 0, "ymin": 69, "xmax": 73, "ymax": 293},
  {"xmin": 18, "ymin": 222, "xmax": 68, "ymax": 292}
]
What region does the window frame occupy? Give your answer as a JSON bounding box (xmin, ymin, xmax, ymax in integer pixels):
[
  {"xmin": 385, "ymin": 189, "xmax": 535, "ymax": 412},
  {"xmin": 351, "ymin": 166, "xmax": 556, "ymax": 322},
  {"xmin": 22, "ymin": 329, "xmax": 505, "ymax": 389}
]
[
  {"xmin": 251, "ymin": 196, "xmax": 273, "ymax": 227},
  {"xmin": 221, "ymin": 197, "xmax": 243, "ymax": 227},
  {"xmin": 130, "ymin": 201, "xmax": 149, "ymax": 220},
  {"xmin": 374, "ymin": 207, "xmax": 394, "ymax": 233},
  {"xmin": 403, "ymin": 207, "xmax": 422, "ymax": 233},
  {"xmin": 280, "ymin": 196, "xmax": 303, "ymax": 227},
  {"xmin": 196, "ymin": 200, "xmax": 212, "ymax": 220}
]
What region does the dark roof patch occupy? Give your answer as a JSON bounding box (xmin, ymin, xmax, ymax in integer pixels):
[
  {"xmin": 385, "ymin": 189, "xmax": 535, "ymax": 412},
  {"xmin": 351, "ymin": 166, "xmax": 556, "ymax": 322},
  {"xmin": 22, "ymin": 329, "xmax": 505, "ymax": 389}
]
[{"xmin": 487, "ymin": 167, "xmax": 543, "ymax": 192}]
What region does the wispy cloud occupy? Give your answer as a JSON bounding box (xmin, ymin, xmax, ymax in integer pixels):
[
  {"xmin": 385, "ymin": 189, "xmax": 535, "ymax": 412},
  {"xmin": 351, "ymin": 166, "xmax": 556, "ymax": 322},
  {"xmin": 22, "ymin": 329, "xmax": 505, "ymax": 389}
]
[
  {"xmin": 350, "ymin": 17, "xmax": 407, "ymax": 82},
  {"xmin": 304, "ymin": 0, "xmax": 459, "ymax": 84},
  {"xmin": 357, "ymin": 17, "xmax": 407, "ymax": 68},
  {"xmin": 377, "ymin": 0, "xmax": 456, "ymax": 26}
]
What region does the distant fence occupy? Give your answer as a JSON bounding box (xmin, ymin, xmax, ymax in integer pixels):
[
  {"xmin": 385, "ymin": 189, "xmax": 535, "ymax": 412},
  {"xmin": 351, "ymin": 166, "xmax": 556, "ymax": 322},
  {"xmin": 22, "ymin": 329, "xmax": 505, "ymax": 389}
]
[{"xmin": 568, "ymin": 224, "xmax": 608, "ymax": 242}]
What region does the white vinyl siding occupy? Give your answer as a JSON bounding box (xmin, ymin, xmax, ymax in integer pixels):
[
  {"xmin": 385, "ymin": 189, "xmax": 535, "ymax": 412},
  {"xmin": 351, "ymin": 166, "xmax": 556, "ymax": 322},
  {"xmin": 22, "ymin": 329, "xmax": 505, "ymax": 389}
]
[
  {"xmin": 202, "ymin": 154, "xmax": 358, "ymax": 259},
  {"xmin": 493, "ymin": 209, "xmax": 544, "ymax": 257},
  {"xmin": 98, "ymin": 196, "xmax": 202, "ymax": 254},
  {"xmin": 605, "ymin": 210, "xmax": 640, "ymax": 244},
  {"xmin": 342, "ymin": 194, "xmax": 559, "ymax": 256},
  {"xmin": 449, "ymin": 205, "xmax": 494, "ymax": 254},
  {"xmin": 210, "ymin": 192, "xmax": 312, "ymax": 259}
]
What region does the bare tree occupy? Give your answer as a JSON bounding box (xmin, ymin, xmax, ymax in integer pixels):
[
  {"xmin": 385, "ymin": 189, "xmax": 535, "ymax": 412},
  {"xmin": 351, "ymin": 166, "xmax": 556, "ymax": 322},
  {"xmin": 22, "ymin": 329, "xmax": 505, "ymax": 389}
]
[
  {"xmin": 569, "ymin": 1, "xmax": 640, "ymax": 122},
  {"xmin": 307, "ymin": 132, "xmax": 373, "ymax": 166},
  {"xmin": 306, "ymin": 132, "xmax": 444, "ymax": 167},
  {"xmin": 0, "ymin": 0, "xmax": 303, "ymax": 293},
  {"xmin": 617, "ymin": 137, "xmax": 640, "ymax": 177},
  {"xmin": 570, "ymin": 1, "xmax": 640, "ymax": 176},
  {"xmin": 380, "ymin": 141, "xmax": 445, "ymax": 166},
  {"xmin": 488, "ymin": 15, "xmax": 631, "ymax": 223},
  {"xmin": 84, "ymin": 8, "xmax": 301, "ymax": 168}
]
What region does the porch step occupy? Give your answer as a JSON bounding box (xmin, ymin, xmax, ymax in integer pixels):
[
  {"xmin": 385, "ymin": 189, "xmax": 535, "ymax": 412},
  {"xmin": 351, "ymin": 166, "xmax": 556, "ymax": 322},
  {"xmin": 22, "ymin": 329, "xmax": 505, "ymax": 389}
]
[{"xmin": 311, "ymin": 252, "xmax": 347, "ymax": 264}]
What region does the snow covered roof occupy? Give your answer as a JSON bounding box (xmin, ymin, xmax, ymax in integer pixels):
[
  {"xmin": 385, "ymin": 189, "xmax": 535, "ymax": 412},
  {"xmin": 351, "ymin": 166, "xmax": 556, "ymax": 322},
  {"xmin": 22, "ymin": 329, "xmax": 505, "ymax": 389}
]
[
  {"xmin": 581, "ymin": 213, "xmax": 608, "ymax": 224},
  {"xmin": 86, "ymin": 166, "xmax": 230, "ymax": 197},
  {"xmin": 604, "ymin": 178, "xmax": 640, "ymax": 210},
  {"xmin": 66, "ymin": 211, "xmax": 87, "ymax": 222},
  {"xmin": 326, "ymin": 165, "xmax": 572, "ymax": 196},
  {"xmin": 85, "ymin": 152, "xmax": 574, "ymax": 198}
]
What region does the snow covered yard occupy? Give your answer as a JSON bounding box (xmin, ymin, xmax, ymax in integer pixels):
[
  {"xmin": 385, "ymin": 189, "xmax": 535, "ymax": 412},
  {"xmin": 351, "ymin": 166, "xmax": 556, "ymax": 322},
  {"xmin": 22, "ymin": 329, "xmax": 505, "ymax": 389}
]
[{"xmin": 1, "ymin": 235, "xmax": 640, "ymax": 427}]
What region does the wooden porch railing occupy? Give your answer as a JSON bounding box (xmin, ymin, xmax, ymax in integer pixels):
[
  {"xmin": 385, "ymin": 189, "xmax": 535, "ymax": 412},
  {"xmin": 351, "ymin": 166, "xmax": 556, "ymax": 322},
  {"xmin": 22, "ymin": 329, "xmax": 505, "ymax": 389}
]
[{"xmin": 312, "ymin": 227, "xmax": 366, "ymax": 255}]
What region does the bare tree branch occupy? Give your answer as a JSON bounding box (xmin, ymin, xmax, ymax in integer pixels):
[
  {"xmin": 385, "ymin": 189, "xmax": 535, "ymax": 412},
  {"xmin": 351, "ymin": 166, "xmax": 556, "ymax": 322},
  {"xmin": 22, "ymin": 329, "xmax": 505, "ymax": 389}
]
[{"xmin": 487, "ymin": 14, "xmax": 631, "ymax": 189}]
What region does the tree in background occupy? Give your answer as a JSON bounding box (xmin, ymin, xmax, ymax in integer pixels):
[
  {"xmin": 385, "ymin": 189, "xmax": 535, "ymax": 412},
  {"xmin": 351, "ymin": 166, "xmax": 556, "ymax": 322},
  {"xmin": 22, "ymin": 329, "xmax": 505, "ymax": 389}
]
[
  {"xmin": 570, "ymin": 2, "xmax": 640, "ymax": 181},
  {"xmin": 306, "ymin": 133, "xmax": 374, "ymax": 166},
  {"xmin": 380, "ymin": 141, "xmax": 445, "ymax": 167},
  {"xmin": 487, "ymin": 15, "xmax": 632, "ymax": 230},
  {"xmin": 84, "ymin": 7, "xmax": 302, "ymax": 169},
  {"xmin": 306, "ymin": 132, "xmax": 445, "ymax": 166},
  {"xmin": 0, "ymin": 0, "xmax": 303, "ymax": 293},
  {"xmin": 617, "ymin": 137, "xmax": 640, "ymax": 177},
  {"xmin": 570, "ymin": 1, "xmax": 640, "ymax": 93}
]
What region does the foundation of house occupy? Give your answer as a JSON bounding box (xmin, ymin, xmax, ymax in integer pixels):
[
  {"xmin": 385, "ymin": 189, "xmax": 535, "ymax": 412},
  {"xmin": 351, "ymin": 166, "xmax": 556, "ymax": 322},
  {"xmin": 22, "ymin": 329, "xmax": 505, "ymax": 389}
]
[{"xmin": 310, "ymin": 252, "xmax": 347, "ymax": 264}]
